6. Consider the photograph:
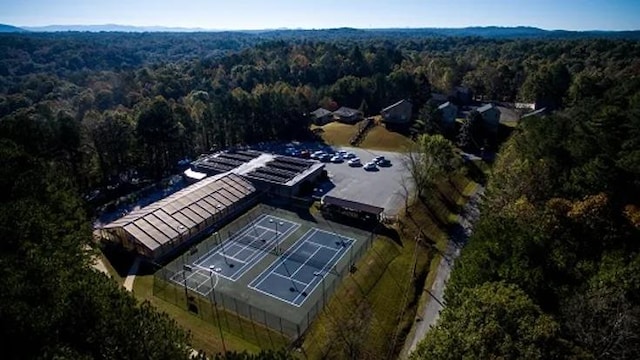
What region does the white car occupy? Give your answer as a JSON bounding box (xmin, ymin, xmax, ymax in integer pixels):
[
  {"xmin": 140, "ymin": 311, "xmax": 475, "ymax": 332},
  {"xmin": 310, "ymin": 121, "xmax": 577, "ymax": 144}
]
[
  {"xmin": 344, "ymin": 152, "xmax": 356, "ymax": 159},
  {"xmin": 330, "ymin": 155, "xmax": 344, "ymax": 163},
  {"xmin": 347, "ymin": 157, "xmax": 361, "ymax": 166},
  {"xmin": 310, "ymin": 151, "xmax": 325, "ymax": 159},
  {"xmin": 363, "ymin": 162, "xmax": 377, "ymax": 171},
  {"xmin": 373, "ymin": 155, "xmax": 385, "ymax": 163}
]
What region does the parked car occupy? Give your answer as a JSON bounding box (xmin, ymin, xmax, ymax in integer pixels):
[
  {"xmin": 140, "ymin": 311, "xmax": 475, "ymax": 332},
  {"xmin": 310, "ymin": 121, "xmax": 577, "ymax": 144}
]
[
  {"xmin": 344, "ymin": 152, "xmax": 356, "ymax": 159},
  {"xmin": 330, "ymin": 155, "xmax": 344, "ymax": 163},
  {"xmin": 310, "ymin": 150, "xmax": 325, "ymax": 159},
  {"xmin": 373, "ymin": 155, "xmax": 385, "ymax": 163},
  {"xmin": 299, "ymin": 150, "xmax": 310, "ymax": 158},
  {"xmin": 363, "ymin": 162, "xmax": 378, "ymax": 171},
  {"xmin": 376, "ymin": 158, "xmax": 391, "ymax": 166},
  {"xmin": 348, "ymin": 157, "xmax": 361, "ymax": 166},
  {"xmin": 337, "ymin": 150, "xmax": 348, "ymax": 157},
  {"xmin": 319, "ymin": 153, "xmax": 332, "ymax": 162}
]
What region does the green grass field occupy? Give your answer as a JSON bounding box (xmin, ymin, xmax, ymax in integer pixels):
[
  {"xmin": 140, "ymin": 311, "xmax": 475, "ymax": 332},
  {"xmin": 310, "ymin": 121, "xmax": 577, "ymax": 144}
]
[
  {"xmin": 133, "ymin": 274, "xmax": 286, "ymax": 356},
  {"xmin": 312, "ymin": 118, "xmax": 414, "ymax": 152},
  {"xmin": 300, "ymin": 175, "xmax": 474, "ymax": 359}
]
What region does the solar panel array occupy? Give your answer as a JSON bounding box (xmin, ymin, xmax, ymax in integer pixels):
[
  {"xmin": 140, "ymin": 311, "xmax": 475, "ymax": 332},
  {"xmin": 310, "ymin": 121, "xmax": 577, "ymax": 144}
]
[
  {"xmin": 193, "ymin": 150, "xmax": 262, "ymax": 174},
  {"xmin": 246, "ymin": 155, "xmax": 316, "ymax": 184}
]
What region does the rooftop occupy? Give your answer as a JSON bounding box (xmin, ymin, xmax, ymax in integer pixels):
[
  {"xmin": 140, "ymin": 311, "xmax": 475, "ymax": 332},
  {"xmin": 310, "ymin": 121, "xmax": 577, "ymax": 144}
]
[
  {"xmin": 102, "ymin": 173, "xmax": 256, "ymax": 251},
  {"xmin": 333, "ymin": 106, "xmax": 361, "ymax": 117},
  {"xmin": 382, "ymin": 99, "xmax": 410, "ymax": 112},
  {"xmin": 438, "ymin": 101, "xmax": 454, "ymax": 110},
  {"xmin": 477, "ymin": 103, "xmax": 496, "ymax": 113},
  {"xmin": 311, "ymin": 108, "xmax": 332, "ymax": 118}
]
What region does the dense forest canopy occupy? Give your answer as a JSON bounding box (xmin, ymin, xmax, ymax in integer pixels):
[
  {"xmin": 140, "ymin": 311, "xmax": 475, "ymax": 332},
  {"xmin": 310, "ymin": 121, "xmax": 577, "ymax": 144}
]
[{"xmin": 0, "ymin": 30, "xmax": 639, "ymax": 359}]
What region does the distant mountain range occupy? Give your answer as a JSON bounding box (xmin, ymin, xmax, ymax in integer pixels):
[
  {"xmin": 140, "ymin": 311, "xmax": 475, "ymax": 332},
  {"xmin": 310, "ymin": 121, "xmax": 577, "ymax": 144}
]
[
  {"xmin": 0, "ymin": 23, "xmax": 29, "ymax": 32},
  {"xmin": 1, "ymin": 24, "xmax": 639, "ymax": 40}
]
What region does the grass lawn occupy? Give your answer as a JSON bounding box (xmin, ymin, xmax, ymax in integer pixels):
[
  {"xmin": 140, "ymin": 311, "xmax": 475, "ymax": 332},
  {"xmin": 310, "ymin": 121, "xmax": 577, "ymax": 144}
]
[
  {"xmin": 312, "ymin": 119, "xmax": 414, "ymax": 152},
  {"xmin": 300, "ymin": 174, "xmax": 472, "ymax": 359},
  {"xmin": 358, "ymin": 125, "xmax": 414, "ymax": 152},
  {"xmin": 312, "ymin": 121, "xmax": 360, "ymax": 147},
  {"xmin": 133, "ymin": 274, "xmax": 287, "ymax": 356}
]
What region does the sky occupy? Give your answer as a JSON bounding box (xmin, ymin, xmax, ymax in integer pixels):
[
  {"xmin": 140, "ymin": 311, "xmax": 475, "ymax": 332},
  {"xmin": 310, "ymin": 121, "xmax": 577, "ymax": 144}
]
[{"xmin": 2, "ymin": 0, "xmax": 639, "ymax": 31}]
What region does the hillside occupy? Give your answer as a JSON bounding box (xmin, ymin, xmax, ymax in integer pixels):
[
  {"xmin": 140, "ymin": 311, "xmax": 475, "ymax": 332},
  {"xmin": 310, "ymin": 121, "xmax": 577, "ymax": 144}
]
[
  {"xmin": 0, "ymin": 23, "xmax": 27, "ymax": 32},
  {"xmin": 8, "ymin": 24, "xmax": 640, "ymax": 40}
]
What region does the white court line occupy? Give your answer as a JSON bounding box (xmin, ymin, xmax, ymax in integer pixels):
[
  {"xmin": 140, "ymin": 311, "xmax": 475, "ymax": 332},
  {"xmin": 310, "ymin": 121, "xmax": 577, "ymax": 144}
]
[
  {"xmin": 287, "ymin": 245, "xmax": 323, "ymax": 280},
  {"xmin": 249, "ymin": 228, "xmax": 357, "ymax": 307},
  {"xmin": 194, "ymin": 221, "xmax": 301, "ymax": 282},
  {"xmin": 250, "ymin": 228, "xmax": 319, "ymax": 290},
  {"xmin": 221, "ymin": 253, "xmax": 247, "ymax": 264},
  {"xmin": 292, "ymin": 245, "xmax": 344, "ymax": 304},
  {"xmin": 306, "ymin": 239, "xmax": 352, "ymax": 251},
  {"xmin": 271, "ymin": 271, "xmax": 309, "ymax": 287},
  {"xmin": 194, "ymin": 214, "xmax": 269, "ymax": 267},
  {"xmin": 249, "ymin": 283, "xmax": 301, "ymax": 307}
]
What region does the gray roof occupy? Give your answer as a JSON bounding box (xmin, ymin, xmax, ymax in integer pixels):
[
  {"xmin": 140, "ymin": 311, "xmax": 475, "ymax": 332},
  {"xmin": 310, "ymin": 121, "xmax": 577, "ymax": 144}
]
[
  {"xmin": 311, "ymin": 108, "xmax": 332, "ymax": 118},
  {"xmin": 477, "ymin": 103, "xmax": 496, "ymax": 113},
  {"xmin": 333, "ymin": 106, "xmax": 361, "ymax": 117},
  {"xmin": 438, "ymin": 101, "xmax": 454, "ymax": 110},
  {"xmin": 321, "ymin": 195, "xmax": 384, "ymax": 216},
  {"xmin": 103, "ymin": 173, "xmax": 255, "ymax": 251},
  {"xmin": 430, "ymin": 93, "xmax": 448, "ymax": 104},
  {"xmin": 521, "ymin": 108, "xmax": 548, "ymax": 119},
  {"xmin": 382, "ymin": 99, "xmax": 410, "ymax": 112}
]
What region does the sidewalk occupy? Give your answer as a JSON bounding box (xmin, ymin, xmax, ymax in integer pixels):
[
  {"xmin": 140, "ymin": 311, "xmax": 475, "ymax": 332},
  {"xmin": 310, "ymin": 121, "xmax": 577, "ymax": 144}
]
[{"xmin": 401, "ymin": 184, "xmax": 484, "ymax": 358}]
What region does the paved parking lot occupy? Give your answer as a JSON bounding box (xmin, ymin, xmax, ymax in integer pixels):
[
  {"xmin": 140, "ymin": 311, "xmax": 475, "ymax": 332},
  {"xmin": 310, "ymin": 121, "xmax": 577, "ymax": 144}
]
[{"xmin": 313, "ymin": 147, "xmax": 411, "ymax": 217}]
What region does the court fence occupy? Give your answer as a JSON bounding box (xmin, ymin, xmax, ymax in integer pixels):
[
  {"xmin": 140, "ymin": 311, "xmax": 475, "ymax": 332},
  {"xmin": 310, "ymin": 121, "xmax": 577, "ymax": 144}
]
[{"xmin": 152, "ymin": 203, "xmax": 376, "ymax": 346}]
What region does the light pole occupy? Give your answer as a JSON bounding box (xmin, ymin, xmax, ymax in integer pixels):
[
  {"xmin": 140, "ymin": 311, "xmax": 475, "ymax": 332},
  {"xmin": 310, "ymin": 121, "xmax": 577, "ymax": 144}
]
[
  {"xmin": 182, "ymin": 264, "xmax": 193, "ymax": 306},
  {"xmin": 208, "ymin": 265, "xmax": 227, "ymax": 353},
  {"xmin": 216, "ymin": 231, "xmax": 230, "ymax": 267},
  {"xmin": 269, "ymin": 218, "xmax": 277, "ymax": 253}
]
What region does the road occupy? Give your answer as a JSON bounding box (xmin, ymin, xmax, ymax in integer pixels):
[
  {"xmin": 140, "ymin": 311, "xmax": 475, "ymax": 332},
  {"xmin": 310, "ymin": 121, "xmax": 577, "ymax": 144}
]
[{"xmin": 402, "ymin": 185, "xmax": 484, "ymax": 357}]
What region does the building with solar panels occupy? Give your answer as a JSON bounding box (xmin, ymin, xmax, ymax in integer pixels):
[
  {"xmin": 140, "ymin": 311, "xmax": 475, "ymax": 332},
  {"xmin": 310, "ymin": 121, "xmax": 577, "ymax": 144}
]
[
  {"xmin": 97, "ymin": 173, "xmax": 257, "ymax": 259},
  {"xmin": 191, "ymin": 150, "xmax": 325, "ymax": 198}
]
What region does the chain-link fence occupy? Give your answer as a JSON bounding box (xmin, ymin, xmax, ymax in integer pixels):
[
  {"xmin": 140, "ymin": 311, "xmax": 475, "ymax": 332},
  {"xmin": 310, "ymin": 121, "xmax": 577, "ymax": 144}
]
[{"xmin": 153, "ymin": 201, "xmax": 375, "ymax": 346}]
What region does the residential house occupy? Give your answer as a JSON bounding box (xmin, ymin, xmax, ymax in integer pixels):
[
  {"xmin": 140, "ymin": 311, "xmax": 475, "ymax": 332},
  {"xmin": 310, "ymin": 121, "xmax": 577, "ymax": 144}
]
[
  {"xmin": 430, "ymin": 92, "xmax": 449, "ymax": 105},
  {"xmin": 310, "ymin": 107, "xmax": 334, "ymax": 125},
  {"xmin": 333, "ymin": 106, "xmax": 363, "ymax": 124},
  {"xmin": 381, "ymin": 99, "xmax": 412, "ymax": 126},
  {"xmin": 477, "ymin": 103, "xmax": 501, "ymax": 132},
  {"xmin": 450, "ymin": 86, "xmax": 474, "ymax": 105},
  {"xmin": 437, "ymin": 101, "xmax": 458, "ymax": 130}
]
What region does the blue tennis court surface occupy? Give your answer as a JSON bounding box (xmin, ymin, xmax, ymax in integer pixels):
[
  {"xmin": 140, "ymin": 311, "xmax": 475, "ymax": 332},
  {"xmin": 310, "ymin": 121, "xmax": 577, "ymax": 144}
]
[
  {"xmin": 186, "ymin": 215, "xmax": 300, "ymax": 283},
  {"xmin": 249, "ymin": 228, "xmax": 355, "ymax": 307}
]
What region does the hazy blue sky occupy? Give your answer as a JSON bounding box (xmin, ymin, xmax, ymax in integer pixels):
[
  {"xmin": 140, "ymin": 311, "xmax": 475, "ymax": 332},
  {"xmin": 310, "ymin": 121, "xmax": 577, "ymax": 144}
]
[{"xmin": 2, "ymin": 0, "xmax": 639, "ymax": 30}]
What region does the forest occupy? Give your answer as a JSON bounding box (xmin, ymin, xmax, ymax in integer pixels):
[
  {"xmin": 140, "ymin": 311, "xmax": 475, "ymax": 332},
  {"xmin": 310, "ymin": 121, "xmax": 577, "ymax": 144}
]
[{"xmin": 0, "ymin": 30, "xmax": 639, "ymax": 359}]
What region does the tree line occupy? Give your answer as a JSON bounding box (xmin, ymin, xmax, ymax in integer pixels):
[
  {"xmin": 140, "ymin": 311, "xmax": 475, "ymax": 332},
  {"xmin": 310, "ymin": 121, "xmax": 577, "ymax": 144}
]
[
  {"xmin": 1, "ymin": 31, "xmax": 639, "ymax": 358},
  {"xmin": 412, "ymin": 72, "xmax": 640, "ymax": 358}
]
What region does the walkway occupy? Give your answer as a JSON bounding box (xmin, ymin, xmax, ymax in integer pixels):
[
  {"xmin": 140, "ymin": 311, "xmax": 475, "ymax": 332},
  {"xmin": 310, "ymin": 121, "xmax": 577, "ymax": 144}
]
[
  {"xmin": 401, "ymin": 184, "xmax": 484, "ymax": 357},
  {"xmin": 123, "ymin": 257, "xmax": 141, "ymax": 291}
]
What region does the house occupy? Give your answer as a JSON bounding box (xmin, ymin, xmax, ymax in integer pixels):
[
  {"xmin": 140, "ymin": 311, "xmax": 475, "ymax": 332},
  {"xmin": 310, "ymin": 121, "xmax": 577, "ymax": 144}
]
[
  {"xmin": 430, "ymin": 92, "xmax": 449, "ymax": 105},
  {"xmin": 437, "ymin": 101, "xmax": 458, "ymax": 129},
  {"xmin": 381, "ymin": 99, "xmax": 412, "ymax": 125},
  {"xmin": 450, "ymin": 86, "xmax": 473, "ymax": 105},
  {"xmin": 310, "ymin": 107, "xmax": 334, "ymax": 125},
  {"xmin": 333, "ymin": 106, "xmax": 363, "ymax": 124},
  {"xmin": 477, "ymin": 103, "xmax": 501, "ymax": 132}
]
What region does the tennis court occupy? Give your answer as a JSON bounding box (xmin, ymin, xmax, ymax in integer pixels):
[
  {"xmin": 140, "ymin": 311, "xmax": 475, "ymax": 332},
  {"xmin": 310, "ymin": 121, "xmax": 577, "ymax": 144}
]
[
  {"xmin": 170, "ymin": 214, "xmax": 300, "ymax": 291},
  {"xmin": 249, "ymin": 228, "xmax": 355, "ymax": 307}
]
